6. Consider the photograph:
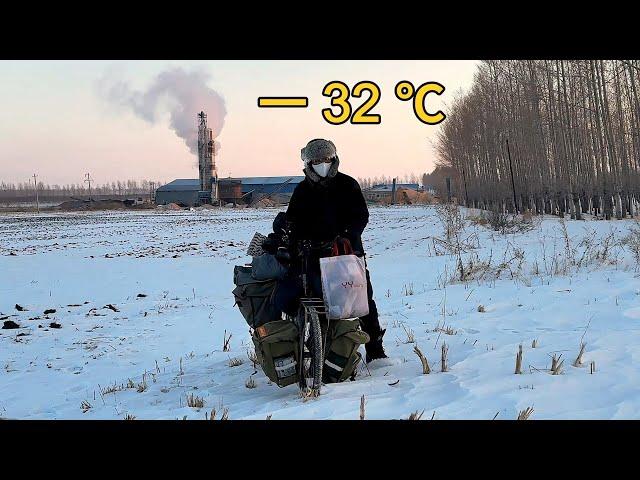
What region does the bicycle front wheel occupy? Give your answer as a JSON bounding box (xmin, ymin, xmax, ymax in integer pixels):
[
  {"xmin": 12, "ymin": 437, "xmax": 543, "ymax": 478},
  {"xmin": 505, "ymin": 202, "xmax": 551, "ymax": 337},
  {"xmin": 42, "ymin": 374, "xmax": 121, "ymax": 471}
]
[{"xmin": 298, "ymin": 305, "xmax": 323, "ymax": 394}]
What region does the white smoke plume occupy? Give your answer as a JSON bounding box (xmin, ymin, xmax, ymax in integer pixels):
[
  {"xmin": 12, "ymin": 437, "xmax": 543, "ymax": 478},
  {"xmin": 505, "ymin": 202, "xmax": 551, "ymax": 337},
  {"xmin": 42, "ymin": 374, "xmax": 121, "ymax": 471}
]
[{"xmin": 100, "ymin": 67, "xmax": 226, "ymax": 156}]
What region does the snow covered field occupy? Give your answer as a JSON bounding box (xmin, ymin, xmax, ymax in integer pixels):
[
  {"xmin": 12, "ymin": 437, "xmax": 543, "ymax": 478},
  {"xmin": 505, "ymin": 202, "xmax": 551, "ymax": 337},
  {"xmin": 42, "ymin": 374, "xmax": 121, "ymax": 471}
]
[{"xmin": 1, "ymin": 206, "xmax": 639, "ymax": 420}]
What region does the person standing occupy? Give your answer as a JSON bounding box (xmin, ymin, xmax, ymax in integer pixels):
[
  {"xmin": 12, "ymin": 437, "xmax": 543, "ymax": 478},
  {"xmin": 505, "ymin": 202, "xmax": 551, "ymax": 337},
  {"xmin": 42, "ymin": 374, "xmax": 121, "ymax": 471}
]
[{"xmin": 283, "ymin": 138, "xmax": 387, "ymax": 363}]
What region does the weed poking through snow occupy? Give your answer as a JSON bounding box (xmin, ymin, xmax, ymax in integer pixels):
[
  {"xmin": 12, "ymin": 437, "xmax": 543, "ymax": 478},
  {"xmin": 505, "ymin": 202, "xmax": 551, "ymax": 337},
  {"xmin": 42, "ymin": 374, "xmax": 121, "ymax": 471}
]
[
  {"xmin": 228, "ymin": 357, "xmax": 244, "ymax": 367},
  {"xmin": 245, "ymin": 376, "xmax": 257, "ymax": 389},
  {"xmin": 515, "ymin": 344, "xmax": 523, "ymax": 374},
  {"xmin": 413, "ymin": 345, "xmax": 431, "ymax": 374},
  {"xmin": 550, "ymin": 354, "xmax": 565, "ymax": 375},
  {"xmin": 81, "ymin": 400, "xmax": 92, "ymax": 413},
  {"xmin": 573, "ymin": 342, "xmax": 586, "ymax": 367},
  {"xmin": 136, "ymin": 374, "xmax": 148, "ymax": 393},
  {"xmin": 223, "ymin": 330, "xmax": 232, "ymax": 352},
  {"xmin": 402, "ymin": 324, "xmax": 415, "ymax": 344},
  {"xmin": 360, "ymin": 395, "xmax": 365, "ymax": 420},
  {"xmin": 186, "ymin": 393, "xmax": 205, "ymax": 408},
  {"xmin": 441, "ymin": 342, "xmax": 449, "ymax": 372},
  {"xmin": 517, "ymin": 407, "xmax": 534, "ymax": 420},
  {"xmin": 407, "ymin": 409, "xmax": 425, "ymax": 420},
  {"xmin": 402, "ymin": 283, "xmax": 415, "ymax": 296},
  {"xmin": 247, "ymin": 349, "xmax": 259, "ymax": 369}
]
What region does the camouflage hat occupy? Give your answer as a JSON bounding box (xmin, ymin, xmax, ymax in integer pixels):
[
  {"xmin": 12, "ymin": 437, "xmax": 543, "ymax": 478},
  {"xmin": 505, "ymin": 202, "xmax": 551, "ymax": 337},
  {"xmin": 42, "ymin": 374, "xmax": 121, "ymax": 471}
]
[{"xmin": 300, "ymin": 139, "xmax": 337, "ymax": 164}]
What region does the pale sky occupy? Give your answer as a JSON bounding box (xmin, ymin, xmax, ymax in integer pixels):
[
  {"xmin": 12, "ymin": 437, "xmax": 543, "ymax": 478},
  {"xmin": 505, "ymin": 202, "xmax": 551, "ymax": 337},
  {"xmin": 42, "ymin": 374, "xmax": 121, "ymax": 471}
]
[{"xmin": 0, "ymin": 60, "xmax": 479, "ymax": 185}]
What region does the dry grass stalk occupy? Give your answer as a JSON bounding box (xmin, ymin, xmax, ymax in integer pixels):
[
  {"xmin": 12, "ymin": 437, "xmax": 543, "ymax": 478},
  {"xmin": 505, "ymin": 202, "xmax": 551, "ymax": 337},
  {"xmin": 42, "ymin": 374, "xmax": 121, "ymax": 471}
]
[
  {"xmin": 100, "ymin": 382, "xmax": 125, "ymax": 395},
  {"xmin": 550, "ymin": 354, "xmax": 565, "ymax": 375},
  {"xmin": 441, "ymin": 342, "xmax": 449, "ymax": 372},
  {"xmin": 179, "ymin": 357, "xmax": 184, "ymax": 376},
  {"xmin": 247, "ymin": 349, "xmax": 259, "ymax": 368},
  {"xmin": 223, "ymin": 330, "xmax": 232, "ymax": 352},
  {"xmin": 186, "ymin": 393, "xmax": 205, "ymax": 408},
  {"xmin": 477, "ymin": 305, "xmax": 486, "ymax": 313},
  {"xmin": 402, "ymin": 283, "xmax": 415, "ymax": 296},
  {"xmin": 434, "ymin": 324, "xmax": 457, "ymax": 335},
  {"xmin": 590, "ymin": 361, "xmax": 596, "ymax": 374},
  {"xmin": 531, "ymin": 339, "xmax": 538, "ymax": 348},
  {"xmin": 573, "ymin": 342, "xmax": 586, "ymax": 367},
  {"xmin": 124, "ymin": 413, "xmax": 136, "ymax": 420},
  {"xmin": 80, "ymin": 400, "xmax": 92, "ymax": 413},
  {"xmin": 228, "ymin": 357, "xmax": 244, "ymax": 367},
  {"xmin": 126, "ymin": 378, "xmax": 135, "ymax": 389},
  {"xmin": 360, "ymin": 395, "xmax": 366, "ymax": 420},
  {"xmin": 136, "ymin": 374, "xmax": 148, "ymax": 393},
  {"xmin": 413, "ymin": 345, "xmax": 431, "ymax": 374},
  {"xmin": 402, "ymin": 324, "xmax": 415, "ymax": 344},
  {"xmin": 266, "ymin": 414, "xmax": 272, "ymax": 420},
  {"xmin": 299, "ymin": 387, "xmax": 320, "ymax": 402},
  {"xmin": 517, "ymin": 406, "xmax": 534, "ymax": 420},
  {"xmin": 220, "ymin": 408, "xmax": 229, "ymax": 420},
  {"xmin": 407, "ymin": 409, "xmax": 425, "ymax": 420},
  {"xmin": 245, "ymin": 376, "xmax": 257, "ymax": 389},
  {"xmin": 515, "ymin": 344, "xmax": 523, "ymax": 374}
]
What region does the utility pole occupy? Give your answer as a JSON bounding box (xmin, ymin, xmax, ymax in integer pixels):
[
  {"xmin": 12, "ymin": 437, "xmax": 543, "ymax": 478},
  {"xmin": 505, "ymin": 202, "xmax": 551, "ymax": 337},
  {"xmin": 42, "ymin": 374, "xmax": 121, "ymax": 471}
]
[
  {"xmin": 84, "ymin": 173, "xmax": 93, "ymax": 201},
  {"xmin": 32, "ymin": 174, "xmax": 40, "ymax": 213},
  {"xmin": 506, "ymin": 138, "xmax": 518, "ymax": 214}
]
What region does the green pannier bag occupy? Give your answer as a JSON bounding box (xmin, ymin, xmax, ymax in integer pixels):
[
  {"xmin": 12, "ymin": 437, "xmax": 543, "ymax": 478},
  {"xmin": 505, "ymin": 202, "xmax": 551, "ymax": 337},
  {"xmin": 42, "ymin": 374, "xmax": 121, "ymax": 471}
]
[
  {"xmin": 322, "ymin": 319, "xmax": 370, "ymax": 383},
  {"xmin": 232, "ymin": 265, "xmax": 282, "ymax": 328},
  {"xmin": 252, "ymin": 319, "xmax": 300, "ymax": 387}
]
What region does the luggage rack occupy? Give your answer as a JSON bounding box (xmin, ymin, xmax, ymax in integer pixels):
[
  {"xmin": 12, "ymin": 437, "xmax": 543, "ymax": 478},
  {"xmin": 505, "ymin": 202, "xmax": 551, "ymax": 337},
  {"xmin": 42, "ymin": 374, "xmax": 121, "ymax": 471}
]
[{"xmin": 299, "ymin": 297, "xmax": 327, "ymax": 314}]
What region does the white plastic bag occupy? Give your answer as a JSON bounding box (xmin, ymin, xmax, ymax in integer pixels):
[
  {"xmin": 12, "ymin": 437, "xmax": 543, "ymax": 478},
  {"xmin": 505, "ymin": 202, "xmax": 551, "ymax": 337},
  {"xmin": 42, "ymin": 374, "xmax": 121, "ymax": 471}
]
[{"xmin": 319, "ymin": 254, "xmax": 370, "ymax": 320}]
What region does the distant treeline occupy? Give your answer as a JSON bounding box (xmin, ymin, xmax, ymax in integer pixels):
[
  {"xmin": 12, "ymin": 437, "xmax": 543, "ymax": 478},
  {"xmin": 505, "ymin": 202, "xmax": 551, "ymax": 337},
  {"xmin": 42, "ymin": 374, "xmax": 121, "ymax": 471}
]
[
  {"xmin": 436, "ymin": 60, "xmax": 640, "ymax": 219},
  {"xmin": 0, "ymin": 179, "xmax": 166, "ymax": 202},
  {"xmin": 357, "ymin": 174, "xmax": 422, "ymax": 189}
]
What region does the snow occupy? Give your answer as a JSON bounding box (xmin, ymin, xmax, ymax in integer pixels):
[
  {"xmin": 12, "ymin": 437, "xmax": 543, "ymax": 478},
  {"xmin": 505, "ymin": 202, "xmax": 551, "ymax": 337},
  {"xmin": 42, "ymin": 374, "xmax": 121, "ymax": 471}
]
[{"xmin": 1, "ymin": 206, "xmax": 639, "ymax": 419}]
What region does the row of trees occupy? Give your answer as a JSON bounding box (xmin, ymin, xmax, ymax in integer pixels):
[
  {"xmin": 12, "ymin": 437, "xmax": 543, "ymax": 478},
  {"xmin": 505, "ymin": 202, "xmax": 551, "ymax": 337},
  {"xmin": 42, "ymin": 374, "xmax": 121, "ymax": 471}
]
[
  {"xmin": 357, "ymin": 173, "xmax": 425, "ymax": 190},
  {"xmin": 436, "ymin": 60, "xmax": 640, "ymax": 219},
  {"xmin": 0, "ymin": 179, "xmax": 166, "ymax": 201}
]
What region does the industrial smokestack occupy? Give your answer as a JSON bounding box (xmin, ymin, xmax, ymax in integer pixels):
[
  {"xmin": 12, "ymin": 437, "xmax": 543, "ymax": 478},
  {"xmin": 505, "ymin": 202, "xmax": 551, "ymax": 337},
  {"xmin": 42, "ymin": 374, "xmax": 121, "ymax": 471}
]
[
  {"xmin": 99, "ymin": 67, "xmax": 226, "ymax": 159},
  {"xmin": 198, "ymin": 111, "xmax": 217, "ymax": 202}
]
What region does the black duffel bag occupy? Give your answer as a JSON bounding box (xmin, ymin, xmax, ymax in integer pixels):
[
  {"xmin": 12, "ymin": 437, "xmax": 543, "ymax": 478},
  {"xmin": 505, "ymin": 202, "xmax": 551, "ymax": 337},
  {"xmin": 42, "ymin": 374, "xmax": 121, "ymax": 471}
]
[{"xmin": 232, "ymin": 265, "xmax": 282, "ymax": 328}]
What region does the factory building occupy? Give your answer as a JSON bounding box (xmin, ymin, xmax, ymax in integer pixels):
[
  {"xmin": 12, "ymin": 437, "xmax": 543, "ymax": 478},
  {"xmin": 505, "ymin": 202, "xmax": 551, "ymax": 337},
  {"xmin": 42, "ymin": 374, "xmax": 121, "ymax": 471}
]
[{"xmin": 156, "ymin": 176, "xmax": 305, "ymax": 207}]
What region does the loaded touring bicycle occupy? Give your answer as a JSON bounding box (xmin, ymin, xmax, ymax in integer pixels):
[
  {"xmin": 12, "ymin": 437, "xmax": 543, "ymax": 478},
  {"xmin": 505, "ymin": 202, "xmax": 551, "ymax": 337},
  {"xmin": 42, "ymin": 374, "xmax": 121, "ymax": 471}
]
[{"xmin": 233, "ymin": 225, "xmax": 370, "ymax": 396}]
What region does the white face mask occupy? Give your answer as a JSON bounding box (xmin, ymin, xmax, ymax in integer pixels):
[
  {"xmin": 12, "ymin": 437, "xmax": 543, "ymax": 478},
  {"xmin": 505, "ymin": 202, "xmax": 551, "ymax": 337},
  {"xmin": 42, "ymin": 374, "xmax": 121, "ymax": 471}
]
[{"xmin": 312, "ymin": 161, "xmax": 332, "ymax": 178}]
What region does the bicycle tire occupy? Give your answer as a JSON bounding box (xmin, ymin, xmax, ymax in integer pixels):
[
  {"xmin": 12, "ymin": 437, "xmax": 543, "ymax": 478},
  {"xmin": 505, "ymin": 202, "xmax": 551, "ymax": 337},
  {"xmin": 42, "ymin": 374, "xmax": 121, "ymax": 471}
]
[{"xmin": 298, "ymin": 306, "xmax": 323, "ymax": 394}]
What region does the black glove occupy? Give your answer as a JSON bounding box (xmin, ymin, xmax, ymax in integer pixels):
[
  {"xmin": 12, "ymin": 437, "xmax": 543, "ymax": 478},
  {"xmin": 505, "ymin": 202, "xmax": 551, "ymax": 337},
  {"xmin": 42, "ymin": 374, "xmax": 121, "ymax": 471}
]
[
  {"xmin": 275, "ymin": 247, "xmax": 292, "ymax": 265},
  {"xmin": 261, "ymin": 235, "xmax": 279, "ymax": 255}
]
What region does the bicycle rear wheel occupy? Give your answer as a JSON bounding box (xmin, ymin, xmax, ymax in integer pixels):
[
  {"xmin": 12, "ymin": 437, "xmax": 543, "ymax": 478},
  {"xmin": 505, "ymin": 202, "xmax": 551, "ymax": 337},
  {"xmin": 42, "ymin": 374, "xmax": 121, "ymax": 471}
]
[{"xmin": 298, "ymin": 305, "xmax": 323, "ymax": 394}]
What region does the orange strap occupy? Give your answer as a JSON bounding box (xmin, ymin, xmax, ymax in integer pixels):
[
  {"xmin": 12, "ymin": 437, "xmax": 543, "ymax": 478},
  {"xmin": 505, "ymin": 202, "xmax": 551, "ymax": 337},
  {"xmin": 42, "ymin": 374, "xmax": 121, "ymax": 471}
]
[{"xmin": 331, "ymin": 237, "xmax": 353, "ymax": 256}]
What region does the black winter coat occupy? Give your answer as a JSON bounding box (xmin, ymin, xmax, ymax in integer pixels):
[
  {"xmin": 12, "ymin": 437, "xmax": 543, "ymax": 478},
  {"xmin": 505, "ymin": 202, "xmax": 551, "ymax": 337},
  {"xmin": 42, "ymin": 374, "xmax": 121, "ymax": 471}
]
[{"xmin": 286, "ymin": 171, "xmax": 369, "ymax": 256}]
